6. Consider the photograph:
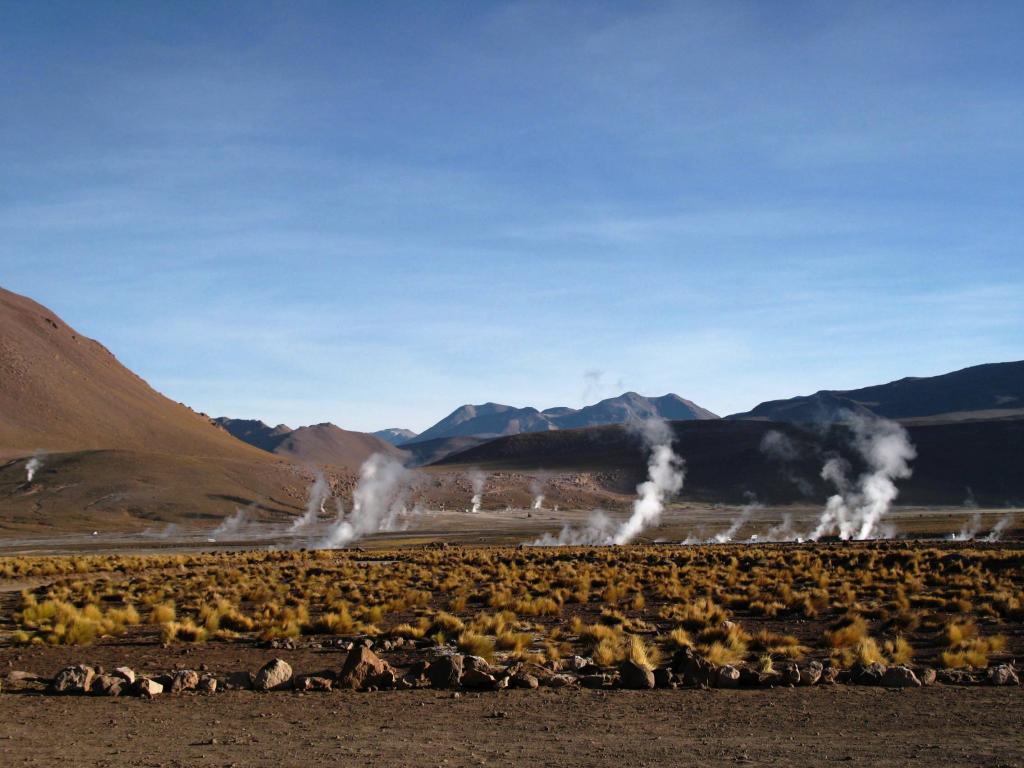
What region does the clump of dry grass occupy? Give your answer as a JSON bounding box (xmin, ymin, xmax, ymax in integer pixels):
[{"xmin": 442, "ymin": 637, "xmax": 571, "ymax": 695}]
[{"xmin": 457, "ymin": 630, "xmax": 495, "ymax": 660}]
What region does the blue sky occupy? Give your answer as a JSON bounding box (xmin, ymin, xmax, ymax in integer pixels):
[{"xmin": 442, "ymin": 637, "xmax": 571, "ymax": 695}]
[{"xmin": 2, "ymin": 1, "xmax": 1022, "ymax": 432}]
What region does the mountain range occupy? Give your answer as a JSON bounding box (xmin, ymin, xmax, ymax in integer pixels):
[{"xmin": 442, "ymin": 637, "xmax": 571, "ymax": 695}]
[
  {"xmin": 408, "ymin": 392, "xmax": 718, "ymax": 443},
  {"xmin": 214, "ymin": 418, "xmax": 403, "ymax": 469},
  {"xmin": 1, "ymin": 283, "xmax": 1023, "ymax": 533}
]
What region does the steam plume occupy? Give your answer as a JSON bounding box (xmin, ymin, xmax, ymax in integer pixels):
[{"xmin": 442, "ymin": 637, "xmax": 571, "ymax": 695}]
[
  {"xmin": 530, "ymin": 476, "xmax": 546, "ymax": 510},
  {"xmin": 213, "ymin": 508, "xmax": 250, "ymax": 537},
  {"xmin": 809, "ymin": 415, "xmax": 916, "ymax": 541},
  {"xmin": 952, "ymin": 511, "xmax": 983, "ymax": 541},
  {"xmin": 321, "ymin": 453, "xmax": 415, "ymax": 548},
  {"xmin": 468, "ymin": 470, "xmax": 486, "ymax": 514},
  {"xmin": 983, "ymin": 513, "xmax": 1014, "ymax": 542},
  {"xmin": 25, "ymin": 452, "xmax": 45, "ymax": 483},
  {"xmin": 529, "ymin": 418, "xmax": 684, "ymax": 546},
  {"xmin": 291, "ymin": 470, "xmax": 329, "ymax": 530},
  {"xmin": 713, "ymin": 499, "xmax": 761, "ymax": 544},
  {"xmin": 613, "ymin": 419, "xmax": 685, "ymax": 545}
]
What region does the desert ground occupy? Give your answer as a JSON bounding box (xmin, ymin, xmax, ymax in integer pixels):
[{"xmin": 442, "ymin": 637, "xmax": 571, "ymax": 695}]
[{"xmin": 1, "ymin": 515, "xmax": 1022, "ymax": 766}]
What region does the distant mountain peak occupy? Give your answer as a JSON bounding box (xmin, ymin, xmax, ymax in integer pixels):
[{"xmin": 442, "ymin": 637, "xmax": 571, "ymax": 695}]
[
  {"xmin": 373, "ymin": 427, "xmax": 419, "ymax": 446},
  {"xmin": 409, "ymin": 391, "xmax": 718, "ymax": 443}
]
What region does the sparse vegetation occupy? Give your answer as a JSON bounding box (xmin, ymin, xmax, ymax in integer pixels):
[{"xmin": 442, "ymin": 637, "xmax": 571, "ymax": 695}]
[{"xmin": 0, "ymin": 543, "xmax": 1020, "ymax": 670}]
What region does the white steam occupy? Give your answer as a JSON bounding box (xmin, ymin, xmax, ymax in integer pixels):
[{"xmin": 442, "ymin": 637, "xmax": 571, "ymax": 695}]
[
  {"xmin": 983, "ymin": 513, "xmax": 1014, "ymax": 542},
  {"xmin": 530, "ymin": 477, "xmax": 546, "ymax": 510},
  {"xmin": 291, "ymin": 470, "xmax": 329, "ymax": 530},
  {"xmin": 529, "ymin": 418, "xmax": 684, "ymax": 546},
  {"xmin": 809, "ymin": 416, "xmax": 916, "ymax": 541},
  {"xmin": 713, "ymin": 500, "xmax": 761, "ymax": 544},
  {"xmin": 213, "ymin": 508, "xmax": 250, "ymax": 537},
  {"xmin": 951, "ymin": 511, "xmax": 983, "ymax": 541},
  {"xmin": 530, "ymin": 510, "xmax": 618, "ymax": 546},
  {"xmin": 25, "ymin": 452, "xmax": 45, "ymax": 483},
  {"xmin": 468, "ymin": 470, "xmax": 486, "ymax": 513},
  {"xmin": 320, "ymin": 453, "xmax": 416, "ymax": 548}
]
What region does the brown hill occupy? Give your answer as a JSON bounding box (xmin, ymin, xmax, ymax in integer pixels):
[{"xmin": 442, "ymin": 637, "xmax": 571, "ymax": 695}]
[
  {"xmin": 0, "ymin": 286, "xmax": 266, "ymax": 459},
  {"xmin": 433, "ymin": 418, "xmax": 1024, "ymax": 506},
  {"xmin": 215, "ymin": 418, "xmax": 404, "ymax": 469},
  {"xmin": 0, "ymin": 287, "xmax": 315, "ymax": 533}
]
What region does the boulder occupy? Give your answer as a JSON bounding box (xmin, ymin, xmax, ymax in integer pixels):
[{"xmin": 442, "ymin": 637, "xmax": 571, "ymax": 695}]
[
  {"xmin": 112, "ymin": 667, "xmax": 136, "ymax": 685},
  {"xmin": 618, "ymin": 660, "xmax": 655, "ymax": 690},
  {"xmin": 880, "ymin": 666, "xmax": 921, "ymax": 688},
  {"xmin": 427, "ymin": 655, "xmax": 464, "ymax": 690},
  {"xmin": 90, "ymin": 674, "xmax": 126, "ymax": 696},
  {"xmin": 253, "ymin": 659, "xmax": 293, "ymax": 691},
  {"xmin": 915, "ymin": 667, "xmax": 937, "ymax": 687},
  {"xmin": 936, "ymin": 669, "xmax": 978, "ymax": 686},
  {"xmin": 653, "ymin": 668, "xmax": 674, "ymax": 689},
  {"xmin": 565, "ymin": 656, "xmax": 591, "ymax": 672},
  {"xmin": 169, "ymin": 669, "xmax": 200, "ymax": 693},
  {"xmin": 716, "ymin": 665, "xmax": 741, "ymax": 689},
  {"xmin": 198, "ymin": 674, "xmax": 218, "ymax": 694},
  {"xmin": 134, "ymin": 677, "xmax": 164, "ymax": 698},
  {"xmin": 461, "ymin": 658, "xmax": 500, "ymax": 691},
  {"xmin": 777, "ymin": 662, "xmax": 801, "ymax": 687},
  {"xmin": 850, "ymin": 662, "xmax": 887, "ymax": 686},
  {"xmin": 580, "ymin": 674, "xmax": 609, "ymax": 689},
  {"xmin": 337, "ymin": 646, "xmax": 395, "ymax": 690},
  {"xmin": 798, "ymin": 661, "xmax": 823, "ymax": 686},
  {"xmin": 672, "ymin": 649, "xmax": 716, "ymax": 688},
  {"xmin": 509, "ymin": 671, "xmax": 539, "ymax": 689},
  {"xmin": 49, "ymin": 664, "xmax": 95, "ymax": 695},
  {"xmin": 296, "ymin": 675, "xmax": 334, "ymax": 692},
  {"xmin": 987, "ymin": 665, "xmax": 1020, "ymax": 686},
  {"xmin": 401, "ymin": 661, "xmax": 431, "ymax": 689}
]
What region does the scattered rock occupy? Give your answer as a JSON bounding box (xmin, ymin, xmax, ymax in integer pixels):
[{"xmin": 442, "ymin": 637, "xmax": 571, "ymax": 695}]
[
  {"xmin": 915, "ymin": 667, "xmax": 937, "ymax": 687},
  {"xmin": 987, "ymin": 665, "xmax": 1020, "ymax": 686},
  {"xmin": 653, "ymin": 668, "xmax": 674, "ymax": 689},
  {"xmin": 337, "ymin": 646, "xmax": 395, "ymax": 690},
  {"xmin": 798, "ymin": 661, "xmax": 822, "ymax": 686},
  {"xmin": 672, "ymin": 649, "xmax": 716, "ymax": 688},
  {"xmin": 509, "ymin": 671, "xmax": 539, "ymax": 690},
  {"xmin": 296, "ymin": 675, "xmax": 333, "ymax": 692},
  {"xmin": 462, "ymin": 657, "xmax": 499, "ymax": 691},
  {"xmin": 169, "ymin": 669, "xmax": 200, "ymax": 693},
  {"xmin": 565, "ymin": 656, "xmax": 591, "ymax": 672},
  {"xmin": 90, "ymin": 674, "xmax": 126, "ymax": 696},
  {"xmin": 198, "ymin": 674, "xmax": 218, "ymax": 694},
  {"xmin": 253, "ymin": 659, "xmax": 293, "ymax": 692},
  {"xmin": 777, "ymin": 662, "xmax": 801, "ymax": 687},
  {"xmin": 850, "ymin": 662, "xmax": 887, "ymax": 686},
  {"xmin": 135, "ymin": 677, "xmax": 164, "ymax": 698},
  {"xmin": 716, "ymin": 665, "xmax": 741, "ymax": 689},
  {"xmin": 112, "ymin": 667, "xmax": 136, "ymax": 685},
  {"xmin": 49, "ymin": 664, "xmax": 95, "ymax": 695},
  {"xmin": 427, "ymin": 655, "xmax": 464, "ymax": 690},
  {"xmin": 881, "ymin": 666, "xmax": 921, "ymax": 688},
  {"xmin": 619, "ymin": 660, "xmax": 655, "ymax": 690}
]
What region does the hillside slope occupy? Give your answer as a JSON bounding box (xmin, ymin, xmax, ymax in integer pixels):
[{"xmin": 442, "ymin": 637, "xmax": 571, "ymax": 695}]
[
  {"xmin": 215, "ymin": 418, "xmax": 403, "ymax": 469},
  {"xmin": 433, "ymin": 418, "xmax": 1024, "ymax": 506},
  {"xmin": 0, "ymin": 287, "xmax": 267, "ymax": 459},
  {"xmin": 728, "ymin": 361, "xmax": 1024, "ymax": 422}
]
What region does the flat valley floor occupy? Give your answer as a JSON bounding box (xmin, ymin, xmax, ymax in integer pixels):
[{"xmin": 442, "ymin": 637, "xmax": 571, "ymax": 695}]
[{"xmin": 1, "ymin": 686, "xmax": 1022, "ymax": 767}]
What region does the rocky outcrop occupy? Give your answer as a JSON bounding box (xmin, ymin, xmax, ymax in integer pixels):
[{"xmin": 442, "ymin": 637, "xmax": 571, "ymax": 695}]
[
  {"xmin": 337, "ymin": 646, "xmax": 395, "ymax": 690},
  {"xmin": 253, "ymin": 659, "xmax": 293, "ymax": 691}
]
